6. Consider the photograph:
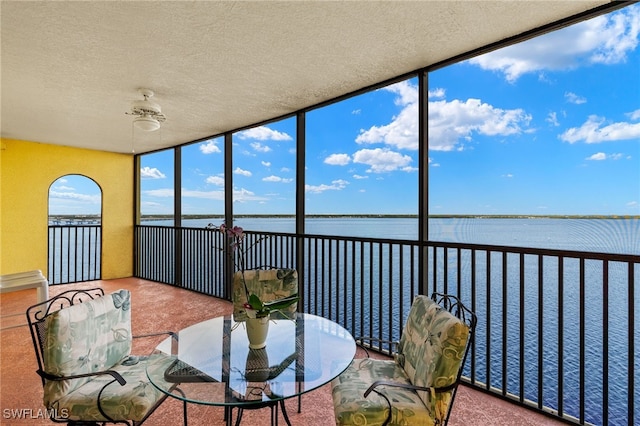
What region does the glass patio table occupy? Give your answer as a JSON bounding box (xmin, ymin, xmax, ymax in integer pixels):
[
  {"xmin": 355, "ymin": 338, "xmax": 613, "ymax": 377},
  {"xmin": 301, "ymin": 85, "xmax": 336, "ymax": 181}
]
[{"xmin": 146, "ymin": 313, "xmax": 356, "ymax": 426}]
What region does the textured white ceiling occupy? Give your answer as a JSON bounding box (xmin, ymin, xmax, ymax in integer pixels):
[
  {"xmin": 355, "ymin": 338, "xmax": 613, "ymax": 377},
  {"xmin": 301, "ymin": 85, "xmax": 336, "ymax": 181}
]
[{"xmin": 1, "ymin": 1, "xmax": 615, "ymax": 154}]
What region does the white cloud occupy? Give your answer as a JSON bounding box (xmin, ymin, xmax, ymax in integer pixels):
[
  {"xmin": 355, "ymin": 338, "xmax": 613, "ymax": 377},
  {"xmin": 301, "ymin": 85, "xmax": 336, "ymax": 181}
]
[
  {"xmin": 233, "ymin": 187, "xmax": 267, "ymax": 203},
  {"xmin": 386, "ymin": 80, "xmax": 419, "ymax": 106},
  {"xmin": 305, "ymin": 179, "xmax": 349, "ymax": 194},
  {"xmin": 182, "ymin": 189, "xmax": 225, "ymax": 200},
  {"xmin": 261, "ymin": 161, "xmax": 271, "ymax": 167},
  {"xmin": 234, "ymin": 167, "xmax": 252, "ymax": 177},
  {"xmin": 144, "ymin": 188, "xmax": 174, "ymax": 197},
  {"xmin": 546, "ymin": 112, "xmax": 560, "ymax": 127},
  {"xmin": 250, "ymin": 142, "xmax": 272, "ymax": 153},
  {"xmin": 428, "ymin": 88, "xmax": 446, "ymax": 99},
  {"xmin": 467, "ymin": 6, "xmax": 640, "ymax": 82},
  {"xmin": 565, "ymin": 92, "xmax": 587, "ymax": 104},
  {"xmin": 587, "ymin": 152, "xmax": 624, "ymax": 160},
  {"xmin": 429, "ymin": 98, "xmax": 531, "ymax": 151},
  {"xmin": 325, "ymin": 153, "xmax": 351, "ymax": 166},
  {"xmin": 238, "ymin": 126, "xmax": 293, "ymax": 141},
  {"xmin": 587, "ymin": 152, "xmax": 607, "ymax": 160},
  {"xmin": 55, "ymin": 185, "xmax": 75, "ymax": 191},
  {"xmin": 199, "ymin": 140, "xmax": 221, "ymax": 154},
  {"xmin": 356, "ymin": 81, "xmax": 418, "ymax": 150},
  {"xmin": 49, "ymin": 190, "xmax": 100, "ymax": 203},
  {"xmin": 140, "ymin": 167, "xmax": 166, "ymax": 179},
  {"xmin": 352, "ymin": 174, "xmax": 368, "ymax": 180},
  {"xmin": 357, "ymin": 81, "xmax": 531, "ymax": 152},
  {"xmin": 627, "ymin": 109, "xmax": 640, "ymax": 121},
  {"xmin": 502, "ymin": 173, "xmax": 514, "ymax": 178},
  {"xmin": 205, "ymin": 175, "xmax": 225, "ymax": 186},
  {"xmin": 560, "ymin": 114, "xmax": 640, "ymax": 143},
  {"xmin": 352, "ymin": 148, "xmax": 413, "ymax": 173},
  {"xmin": 263, "ymin": 175, "xmax": 293, "ymax": 183}
]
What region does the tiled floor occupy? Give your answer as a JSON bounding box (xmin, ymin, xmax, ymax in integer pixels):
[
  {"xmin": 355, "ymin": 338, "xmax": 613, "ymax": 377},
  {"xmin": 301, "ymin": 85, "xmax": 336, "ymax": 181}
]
[{"xmin": 0, "ymin": 278, "xmax": 564, "ymax": 425}]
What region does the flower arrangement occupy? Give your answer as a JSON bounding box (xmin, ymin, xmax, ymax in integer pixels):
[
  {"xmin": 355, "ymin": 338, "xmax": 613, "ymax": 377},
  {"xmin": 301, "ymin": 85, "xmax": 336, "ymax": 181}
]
[{"xmin": 207, "ymin": 223, "xmax": 298, "ymax": 319}]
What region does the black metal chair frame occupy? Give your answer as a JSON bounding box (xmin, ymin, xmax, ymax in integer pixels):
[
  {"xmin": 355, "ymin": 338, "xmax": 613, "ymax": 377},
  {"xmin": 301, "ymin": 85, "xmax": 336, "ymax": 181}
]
[
  {"xmin": 354, "ymin": 292, "xmax": 477, "ymax": 426},
  {"xmin": 26, "ymin": 287, "xmax": 186, "ymax": 426}
]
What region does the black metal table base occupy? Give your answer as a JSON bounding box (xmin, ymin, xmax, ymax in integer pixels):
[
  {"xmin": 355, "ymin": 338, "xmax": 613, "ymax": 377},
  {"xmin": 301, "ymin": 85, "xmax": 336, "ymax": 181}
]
[{"xmin": 227, "ymin": 400, "xmax": 292, "ymax": 426}]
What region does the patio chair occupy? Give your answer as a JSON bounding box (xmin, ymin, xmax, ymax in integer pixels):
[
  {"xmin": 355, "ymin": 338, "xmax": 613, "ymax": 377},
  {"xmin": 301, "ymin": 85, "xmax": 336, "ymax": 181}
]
[
  {"xmin": 232, "ymin": 267, "xmax": 299, "ymax": 321},
  {"xmin": 26, "ymin": 287, "xmax": 182, "ymax": 425},
  {"xmin": 331, "ymin": 293, "xmax": 477, "ymax": 426}
]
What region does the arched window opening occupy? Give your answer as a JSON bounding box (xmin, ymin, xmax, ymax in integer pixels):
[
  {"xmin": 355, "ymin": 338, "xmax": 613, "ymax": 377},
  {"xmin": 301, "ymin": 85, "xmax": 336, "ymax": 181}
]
[{"xmin": 48, "ymin": 175, "xmax": 102, "ymax": 284}]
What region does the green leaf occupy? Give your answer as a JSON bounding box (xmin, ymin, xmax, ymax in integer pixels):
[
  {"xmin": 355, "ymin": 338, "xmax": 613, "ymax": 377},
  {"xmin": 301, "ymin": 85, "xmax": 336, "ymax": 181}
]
[
  {"xmin": 248, "ymin": 293, "xmax": 264, "ymax": 311},
  {"xmin": 263, "ymin": 294, "xmax": 299, "ymax": 311}
]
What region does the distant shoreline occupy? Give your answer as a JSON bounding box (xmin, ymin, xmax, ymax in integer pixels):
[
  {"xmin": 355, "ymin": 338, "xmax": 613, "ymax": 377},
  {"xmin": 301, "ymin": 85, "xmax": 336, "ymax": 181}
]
[{"xmin": 50, "ymin": 214, "xmax": 640, "ymax": 221}]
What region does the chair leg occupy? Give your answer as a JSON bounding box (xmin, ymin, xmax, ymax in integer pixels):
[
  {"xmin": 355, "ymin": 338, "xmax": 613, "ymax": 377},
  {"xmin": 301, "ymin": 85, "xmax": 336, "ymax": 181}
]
[
  {"xmin": 272, "ymin": 403, "xmax": 278, "ymax": 426},
  {"xmin": 280, "ymin": 400, "xmax": 292, "ymax": 426},
  {"xmin": 183, "ymin": 400, "xmax": 188, "ymax": 426},
  {"xmin": 224, "ymin": 407, "xmax": 233, "ymax": 426},
  {"xmin": 234, "ymin": 408, "xmax": 243, "ymax": 426}
]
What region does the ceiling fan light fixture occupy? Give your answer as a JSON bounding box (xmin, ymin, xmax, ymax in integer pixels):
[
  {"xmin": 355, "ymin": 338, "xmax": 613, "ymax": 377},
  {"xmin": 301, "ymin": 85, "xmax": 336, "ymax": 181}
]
[
  {"xmin": 127, "ymin": 88, "xmax": 166, "ymax": 132},
  {"xmin": 134, "ymin": 114, "xmax": 161, "ymax": 132}
]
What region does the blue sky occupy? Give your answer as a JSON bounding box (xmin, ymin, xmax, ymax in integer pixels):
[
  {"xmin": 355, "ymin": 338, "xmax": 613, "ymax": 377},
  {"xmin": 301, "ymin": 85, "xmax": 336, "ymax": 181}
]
[{"xmin": 51, "ymin": 4, "xmax": 640, "ymax": 217}]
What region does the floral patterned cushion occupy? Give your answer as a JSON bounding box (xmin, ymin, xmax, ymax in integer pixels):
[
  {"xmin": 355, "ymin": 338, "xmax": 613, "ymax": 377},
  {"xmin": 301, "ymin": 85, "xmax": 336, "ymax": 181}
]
[
  {"xmin": 395, "ymin": 295, "xmax": 470, "ymax": 423},
  {"xmin": 331, "ymin": 295, "xmax": 470, "ymax": 426},
  {"xmin": 331, "ymin": 358, "xmax": 434, "ymax": 426},
  {"xmin": 41, "ymin": 289, "xmax": 174, "ymax": 422},
  {"xmin": 48, "ymin": 353, "xmax": 173, "ymax": 422},
  {"xmin": 233, "ymin": 268, "xmax": 298, "ymax": 321}
]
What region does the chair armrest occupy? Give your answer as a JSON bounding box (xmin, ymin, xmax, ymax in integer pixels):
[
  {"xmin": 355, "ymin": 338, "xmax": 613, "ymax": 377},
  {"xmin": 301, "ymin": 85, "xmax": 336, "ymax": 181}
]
[
  {"xmin": 354, "ymin": 336, "xmax": 399, "ymax": 357},
  {"xmin": 364, "ymin": 379, "xmax": 457, "ymax": 398},
  {"xmin": 37, "ymin": 369, "xmax": 127, "ymax": 386}
]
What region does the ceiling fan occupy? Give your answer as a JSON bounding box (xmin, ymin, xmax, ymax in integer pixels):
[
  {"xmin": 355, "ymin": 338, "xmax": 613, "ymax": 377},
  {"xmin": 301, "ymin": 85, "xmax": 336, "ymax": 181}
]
[{"xmin": 126, "ymin": 88, "xmax": 166, "ymax": 132}]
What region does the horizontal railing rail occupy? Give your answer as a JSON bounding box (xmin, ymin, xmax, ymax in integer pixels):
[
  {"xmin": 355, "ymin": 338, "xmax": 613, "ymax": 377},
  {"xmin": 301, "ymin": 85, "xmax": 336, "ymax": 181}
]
[
  {"xmin": 48, "ymin": 224, "xmax": 101, "ymax": 284},
  {"xmin": 134, "ymin": 225, "xmax": 638, "ymax": 425}
]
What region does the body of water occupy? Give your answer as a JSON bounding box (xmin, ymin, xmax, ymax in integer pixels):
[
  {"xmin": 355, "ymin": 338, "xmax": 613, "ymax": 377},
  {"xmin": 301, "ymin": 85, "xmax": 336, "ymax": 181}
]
[
  {"xmin": 137, "ymin": 216, "xmax": 639, "ymax": 424},
  {"xmin": 169, "ymin": 216, "xmax": 640, "ymax": 255}
]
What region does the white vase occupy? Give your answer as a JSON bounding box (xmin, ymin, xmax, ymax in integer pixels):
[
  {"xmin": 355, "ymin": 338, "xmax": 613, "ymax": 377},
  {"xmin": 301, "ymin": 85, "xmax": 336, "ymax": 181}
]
[{"xmin": 246, "ymin": 315, "xmax": 270, "ymax": 349}]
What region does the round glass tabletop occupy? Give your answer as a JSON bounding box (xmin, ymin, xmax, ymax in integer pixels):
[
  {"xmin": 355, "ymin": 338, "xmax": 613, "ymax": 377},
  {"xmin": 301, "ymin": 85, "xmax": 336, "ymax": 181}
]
[{"xmin": 146, "ymin": 313, "xmax": 355, "ymax": 407}]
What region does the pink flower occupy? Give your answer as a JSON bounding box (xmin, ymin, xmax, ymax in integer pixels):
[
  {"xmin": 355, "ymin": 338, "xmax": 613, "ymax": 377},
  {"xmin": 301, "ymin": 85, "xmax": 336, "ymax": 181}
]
[{"xmin": 227, "ymin": 226, "xmax": 245, "ymax": 239}]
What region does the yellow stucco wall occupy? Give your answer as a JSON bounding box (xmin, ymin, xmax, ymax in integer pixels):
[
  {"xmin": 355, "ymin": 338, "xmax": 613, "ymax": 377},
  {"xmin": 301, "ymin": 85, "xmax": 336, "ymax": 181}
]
[{"xmin": 0, "ymin": 139, "xmax": 133, "ymax": 279}]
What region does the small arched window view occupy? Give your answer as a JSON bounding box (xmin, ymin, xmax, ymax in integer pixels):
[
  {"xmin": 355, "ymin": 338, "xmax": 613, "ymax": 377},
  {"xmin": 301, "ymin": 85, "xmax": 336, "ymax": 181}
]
[
  {"xmin": 48, "ymin": 175, "xmax": 102, "ymax": 284},
  {"xmin": 48, "ymin": 175, "xmax": 102, "ymax": 224}
]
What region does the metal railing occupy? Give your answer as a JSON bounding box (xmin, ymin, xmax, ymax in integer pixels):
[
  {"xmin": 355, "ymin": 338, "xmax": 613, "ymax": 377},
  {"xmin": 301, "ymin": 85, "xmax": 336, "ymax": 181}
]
[
  {"xmin": 134, "ymin": 225, "xmax": 638, "ymax": 425},
  {"xmin": 48, "ymin": 224, "xmax": 102, "ymax": 284}
]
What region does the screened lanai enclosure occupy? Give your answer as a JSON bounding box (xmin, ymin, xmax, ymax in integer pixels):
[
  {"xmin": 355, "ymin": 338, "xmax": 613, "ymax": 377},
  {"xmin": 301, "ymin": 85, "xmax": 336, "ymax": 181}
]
[{"xmin": 5, "ymin": 2, "xmax": 638, "ymax": 425}]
